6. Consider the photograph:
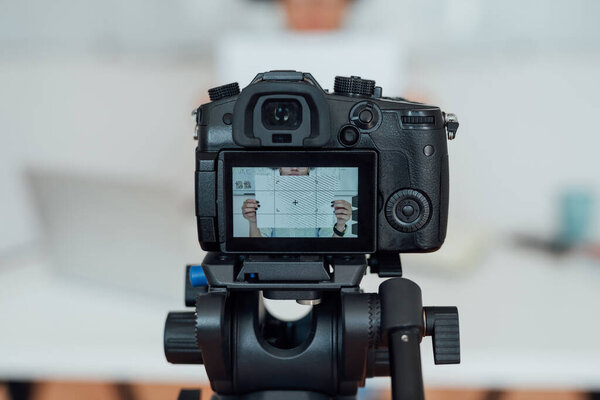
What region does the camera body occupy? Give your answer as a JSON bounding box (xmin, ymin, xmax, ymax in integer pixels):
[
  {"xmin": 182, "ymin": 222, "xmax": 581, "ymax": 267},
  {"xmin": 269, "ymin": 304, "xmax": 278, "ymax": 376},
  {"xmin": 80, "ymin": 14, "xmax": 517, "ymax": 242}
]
[{"xmin": 194, "ymin": 71, "xmax": 456, "ymax": 254}]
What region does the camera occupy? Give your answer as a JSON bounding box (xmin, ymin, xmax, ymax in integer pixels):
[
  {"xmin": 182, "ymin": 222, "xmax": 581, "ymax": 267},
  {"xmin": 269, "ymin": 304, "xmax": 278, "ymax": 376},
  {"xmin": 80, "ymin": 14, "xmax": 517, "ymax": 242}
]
[
  {"xmin": 193, "ymin": 70, "xmax": 458, "ymax": 254},
  {"xmin": 165, "ymin": 71, "xmax": 461, "ymax": 400}
]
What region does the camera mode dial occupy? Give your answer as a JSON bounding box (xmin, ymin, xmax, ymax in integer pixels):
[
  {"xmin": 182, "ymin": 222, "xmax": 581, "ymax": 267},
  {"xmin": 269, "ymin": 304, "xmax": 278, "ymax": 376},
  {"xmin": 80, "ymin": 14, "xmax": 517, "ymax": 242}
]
[
  {"xmin": 385, "ymin": 189, "xmax": 431, "ymax": 232},
  {"xmin": 334, "ymin": 76, "xmax": 376, "ymax": 97},
  {"xmin": 208, "ymin": 82, "xmax": 240, "ymax": 101}
]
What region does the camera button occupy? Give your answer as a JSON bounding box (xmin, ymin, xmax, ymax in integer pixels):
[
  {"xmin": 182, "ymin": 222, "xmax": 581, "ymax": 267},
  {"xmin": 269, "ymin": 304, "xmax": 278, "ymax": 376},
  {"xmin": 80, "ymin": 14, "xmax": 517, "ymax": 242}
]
[
  {"xmin": 423, "ymin": 145, "xmax": 435, "ymax": 156},
  {"xmin": 349, "ymin": 101, "xmax": 381, "ymax": 132},
  {"xmin": 401, "ymin": 205, "xmax": 415, "ymax": 217},
  {"xmin": 339, "ymin": 126, "xmax": 360, "ymax": 146},
  {"xmin": 359, "ymin": 109, "xmax": 374, "ymax": 124},
  {"xmin": 396, "ymin": 199, "xmax": 420, "ymax": 223}
]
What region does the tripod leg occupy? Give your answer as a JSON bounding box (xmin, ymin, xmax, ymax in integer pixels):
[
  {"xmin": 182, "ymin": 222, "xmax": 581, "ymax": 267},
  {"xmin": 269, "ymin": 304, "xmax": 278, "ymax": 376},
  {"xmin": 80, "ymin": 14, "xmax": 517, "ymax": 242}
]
[
  {"xmin": 113, "ymin": 383, "xmax": 137, "ymax": 400},
  {"xmin": 482, "ymin": 390, "xmax": 503, "ymax": 400},
  {"xmin": 178, "ymin": 389, "xmax": 201, "ymax": 400},
  {"xmin": 6, "ymin": 381, "xmax": 33, "ymax": 400}
]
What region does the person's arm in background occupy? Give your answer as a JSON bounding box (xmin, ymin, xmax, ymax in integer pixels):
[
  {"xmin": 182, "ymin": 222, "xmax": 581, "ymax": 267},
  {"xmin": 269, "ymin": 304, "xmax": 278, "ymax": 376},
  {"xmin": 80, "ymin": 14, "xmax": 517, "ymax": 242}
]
[
  {"xmin": 242, "ymin": 199, "xmax": 262, "ymax": 237},
  {"xmin": 332, "ymin": 200, "xmax": 352, "ymax": 237}
]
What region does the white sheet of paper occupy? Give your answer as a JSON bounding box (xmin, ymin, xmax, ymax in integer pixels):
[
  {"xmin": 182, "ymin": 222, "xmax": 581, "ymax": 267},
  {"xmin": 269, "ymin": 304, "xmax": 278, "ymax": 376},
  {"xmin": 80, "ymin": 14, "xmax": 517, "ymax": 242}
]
[{"xmin": 255, "ymin": 170, "xmax": 342, "ymax": 229}]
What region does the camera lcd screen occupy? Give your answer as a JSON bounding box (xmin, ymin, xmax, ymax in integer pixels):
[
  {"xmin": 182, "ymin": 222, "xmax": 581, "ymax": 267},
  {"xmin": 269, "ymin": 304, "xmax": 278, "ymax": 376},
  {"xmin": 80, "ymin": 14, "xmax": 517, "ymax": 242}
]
[
  {"xmin": 232, "ymin": 167, "xmax": 358, "ymax": 238},
  {"xmin": 221, "ymin": 151, "xmax": 377, "ymax": 253}
]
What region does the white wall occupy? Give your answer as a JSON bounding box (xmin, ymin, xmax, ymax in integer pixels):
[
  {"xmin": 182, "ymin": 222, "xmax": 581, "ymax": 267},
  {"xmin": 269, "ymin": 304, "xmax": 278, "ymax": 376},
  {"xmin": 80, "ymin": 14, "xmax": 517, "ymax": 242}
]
[
  {"xmin": 0, "ymin": 59, "xmax": 211, "ymax": 252},
  {"xmin": 2, "ymin": 0, "xmax": 600, "ymax": 256},
  {"xmin": 409, "ymin": 51, "xmax": 600, "ymax": 236},
  {"xmin": 1, "ymin": 0, "xmax": 600, "ymax": 385}
]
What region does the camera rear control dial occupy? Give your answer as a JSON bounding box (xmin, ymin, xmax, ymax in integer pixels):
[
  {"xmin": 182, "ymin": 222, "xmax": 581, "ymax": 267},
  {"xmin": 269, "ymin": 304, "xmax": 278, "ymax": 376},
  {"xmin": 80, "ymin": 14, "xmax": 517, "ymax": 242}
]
[
  {"xmin": 385, "ymin": 189, "xmax": 431, "ymax": 232},
  {"xmin": 349, "ymin": 101, "xmax": 382, "ymax": 132},
  {"xmin": 208, "ymin": 82, "xmax": 240, "ymax": 101}
]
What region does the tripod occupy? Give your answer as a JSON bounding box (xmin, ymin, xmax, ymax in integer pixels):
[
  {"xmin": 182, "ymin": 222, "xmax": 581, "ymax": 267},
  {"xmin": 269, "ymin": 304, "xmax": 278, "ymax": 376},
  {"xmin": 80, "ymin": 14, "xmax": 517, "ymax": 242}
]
[{"xmin": 165, "ymin": 252, "xmax": 460, "ymax": 400}]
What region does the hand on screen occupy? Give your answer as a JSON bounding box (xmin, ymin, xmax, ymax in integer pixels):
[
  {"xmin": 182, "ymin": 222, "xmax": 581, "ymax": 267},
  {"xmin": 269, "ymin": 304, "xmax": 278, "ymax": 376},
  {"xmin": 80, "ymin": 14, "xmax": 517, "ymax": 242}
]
[
  {"xmin": 333, "ymin": 200, "xmax": 352, "ymax": 229},
  {"xmin": 242, "ymin": 199, "xmax": 259, "ymax": 223}
]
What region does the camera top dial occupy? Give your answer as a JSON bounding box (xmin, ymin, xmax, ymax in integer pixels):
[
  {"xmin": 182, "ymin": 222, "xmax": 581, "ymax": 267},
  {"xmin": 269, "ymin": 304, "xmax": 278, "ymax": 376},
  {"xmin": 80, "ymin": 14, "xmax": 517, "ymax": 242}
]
[{"xmin": 334, "ymin": 76, "xmax": 376, "ymax": 97}]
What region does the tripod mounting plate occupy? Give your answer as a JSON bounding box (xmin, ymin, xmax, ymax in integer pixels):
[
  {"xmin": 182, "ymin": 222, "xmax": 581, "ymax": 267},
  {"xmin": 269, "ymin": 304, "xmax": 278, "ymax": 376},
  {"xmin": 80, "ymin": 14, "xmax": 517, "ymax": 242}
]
[{"xmin": 200, "ymin": 252, "xmax": 367, "ymax": 292}]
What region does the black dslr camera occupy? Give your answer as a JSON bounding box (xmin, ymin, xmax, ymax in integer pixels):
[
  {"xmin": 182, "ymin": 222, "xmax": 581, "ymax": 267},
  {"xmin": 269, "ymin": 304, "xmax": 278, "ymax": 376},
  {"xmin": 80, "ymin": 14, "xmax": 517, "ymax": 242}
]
[
  {"xmin": 165, "ymin": 71, "xmax": 460, "ymax": 400},
  {"xmin": 194, "ymin": 71, "xmax": 458, "ymax": 255}
]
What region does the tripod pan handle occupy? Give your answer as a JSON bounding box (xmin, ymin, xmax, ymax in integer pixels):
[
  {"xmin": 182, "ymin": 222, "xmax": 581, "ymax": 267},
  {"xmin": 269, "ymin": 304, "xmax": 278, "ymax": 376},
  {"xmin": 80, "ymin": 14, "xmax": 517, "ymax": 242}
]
[
  {"xmin": 389, "ymin": 327, "xmax": 425, "ymax": 400},
  {"xmin": 379, "ymin": 278, "xmax": 426, "ymax": 400}
]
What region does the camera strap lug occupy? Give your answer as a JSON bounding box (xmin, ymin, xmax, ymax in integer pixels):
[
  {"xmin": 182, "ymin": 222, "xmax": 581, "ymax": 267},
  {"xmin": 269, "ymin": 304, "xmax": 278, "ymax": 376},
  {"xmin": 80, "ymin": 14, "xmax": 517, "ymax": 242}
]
[
  {"xmin": 444, "ymin": 112, "xmax": 459, "ymax": 140},
  {"xmin": 192, "ymin": 108, "xmax": 201, "ymax": 140}
]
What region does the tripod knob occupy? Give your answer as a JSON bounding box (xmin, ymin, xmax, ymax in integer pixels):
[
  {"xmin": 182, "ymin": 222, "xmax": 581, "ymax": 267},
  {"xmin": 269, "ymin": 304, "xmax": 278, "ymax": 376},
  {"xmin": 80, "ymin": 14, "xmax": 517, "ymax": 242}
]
[
  {"xmin": 164, "ymin": 312, "xmax": 204, "ymax": 364},
  {"xmin": 423, "ymin": 307, "xmax": 460, "ymax": 365}
]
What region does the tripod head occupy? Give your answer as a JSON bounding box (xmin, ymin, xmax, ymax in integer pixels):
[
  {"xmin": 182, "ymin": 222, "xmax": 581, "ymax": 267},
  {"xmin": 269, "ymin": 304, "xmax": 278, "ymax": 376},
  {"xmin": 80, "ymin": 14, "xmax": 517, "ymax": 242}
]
[{"xmin": 165, "ymin": 253, "xmax": 460, "ymax": 400}]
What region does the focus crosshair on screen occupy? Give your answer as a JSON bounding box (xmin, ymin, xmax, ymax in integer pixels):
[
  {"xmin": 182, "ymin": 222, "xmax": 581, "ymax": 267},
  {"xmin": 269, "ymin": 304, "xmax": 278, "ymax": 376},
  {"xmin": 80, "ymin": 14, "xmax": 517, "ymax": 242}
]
[{"xmin": 232, "ymin": 167, "xmax": 358, "ymax": 238}]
